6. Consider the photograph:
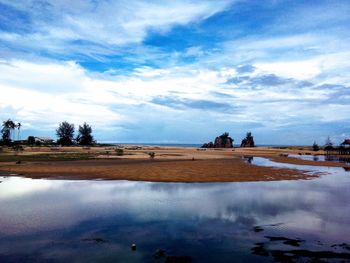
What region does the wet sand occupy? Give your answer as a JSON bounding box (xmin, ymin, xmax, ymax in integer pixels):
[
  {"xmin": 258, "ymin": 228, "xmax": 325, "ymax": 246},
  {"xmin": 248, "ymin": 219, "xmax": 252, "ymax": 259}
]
[
  {"xmin": 0, "ymin": 158, "xmax": 309, "ymax": 182},
  {"xmin": 0, "ymin": 146, "xmax": 348, "ymax": 182}
]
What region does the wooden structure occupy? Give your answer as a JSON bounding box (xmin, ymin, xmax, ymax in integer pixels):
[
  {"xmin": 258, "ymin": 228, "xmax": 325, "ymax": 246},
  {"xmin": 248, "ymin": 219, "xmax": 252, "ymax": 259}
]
[{"xmin": 326, "ymin": 139, "xmax": 350, "ymax": 155}]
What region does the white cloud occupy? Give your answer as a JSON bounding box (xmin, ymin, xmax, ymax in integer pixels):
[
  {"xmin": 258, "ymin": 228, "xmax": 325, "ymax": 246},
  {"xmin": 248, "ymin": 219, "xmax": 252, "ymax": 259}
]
[{"xmin": 0, "ymin": 0, "xmax": 234, "ymax": 55}]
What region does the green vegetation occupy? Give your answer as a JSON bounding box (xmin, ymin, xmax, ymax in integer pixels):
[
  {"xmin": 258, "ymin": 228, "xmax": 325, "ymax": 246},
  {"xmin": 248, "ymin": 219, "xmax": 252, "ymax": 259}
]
[
  {"xmin": 56, "ymin": 121, "xmax": 75, "ymax": 146},
  {"xmin": 115, "ymin": 148, "xmax": 124, "ymax": 156},
  {"xmin": 312, "ymin": 141, "xmax": 320, "ymax": 151},
  {"xmin": 76, "ymin": 122, "xmax": 94, "ymax": 145},
  {"xmin": 27, "ymin": 136, "xmax": 35, "ymax": 145},
  {"xmin": 324, "ymin": 136, "xmax": 333, "ymax": 150},
  {"xmin": 0, "ymin": 152, "xmax": 98, "ymax": 162},
  {"xmin": 1, "ymin": 119, "xmax": 21, "ymax": 146}
]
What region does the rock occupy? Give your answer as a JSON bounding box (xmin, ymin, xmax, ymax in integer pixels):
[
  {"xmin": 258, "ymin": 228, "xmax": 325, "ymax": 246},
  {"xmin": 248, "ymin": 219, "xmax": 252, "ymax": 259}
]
[
  {"xmin": 201, "ymin": 132, "xmax": 233, "ymax": 148},
  {"xmin": 240, "ymin": 132, "xmax": 255, "ymax": 147},
  {"xmin": 131, "ymin": 244, "xmax": 137, "ymax": 251}
]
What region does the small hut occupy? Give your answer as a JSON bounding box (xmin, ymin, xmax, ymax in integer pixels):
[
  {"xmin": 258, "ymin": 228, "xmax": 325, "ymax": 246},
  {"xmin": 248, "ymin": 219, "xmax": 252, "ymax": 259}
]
[
  {"xmin": 341, "ymin": 139, "xmax": 350, "ymax": 147},
  {"xmin": 340, "ymin": 139, "xmax": 350, "ymax": 155}
]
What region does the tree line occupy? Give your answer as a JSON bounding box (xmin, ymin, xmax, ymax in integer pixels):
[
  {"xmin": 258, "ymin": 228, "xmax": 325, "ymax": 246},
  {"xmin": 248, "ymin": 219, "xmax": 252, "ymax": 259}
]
[{"xmin": 0, "ymin": 119, "xmax": 94, "ymax": 146}]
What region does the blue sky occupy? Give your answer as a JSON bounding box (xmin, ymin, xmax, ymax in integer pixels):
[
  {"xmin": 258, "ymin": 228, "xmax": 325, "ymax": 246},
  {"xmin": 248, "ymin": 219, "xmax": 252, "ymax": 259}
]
[{"xmin": 0, "ymin": 0, "xmax": 350, "ymax": 145}]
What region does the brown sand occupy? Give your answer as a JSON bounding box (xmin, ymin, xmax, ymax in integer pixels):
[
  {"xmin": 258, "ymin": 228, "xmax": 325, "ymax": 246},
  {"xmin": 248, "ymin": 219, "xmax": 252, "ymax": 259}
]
[
  {"xmin": 1, "ymin": 146, "xmax": 348, "ymax": 182},
  {"xmin": 0, "ymin": 158, "xmax": 309, "ymax": 182}
]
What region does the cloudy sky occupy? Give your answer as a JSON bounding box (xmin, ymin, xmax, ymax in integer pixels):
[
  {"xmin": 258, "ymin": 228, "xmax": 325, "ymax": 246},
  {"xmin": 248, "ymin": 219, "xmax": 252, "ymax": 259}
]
[{"xmin": 0, "ymin": 0, "xmax": 350, "ymax": 145}]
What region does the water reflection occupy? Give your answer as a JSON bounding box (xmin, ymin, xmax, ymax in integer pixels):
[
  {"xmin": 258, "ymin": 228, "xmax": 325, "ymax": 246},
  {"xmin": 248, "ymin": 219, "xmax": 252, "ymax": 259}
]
[
  {"xmin": 1, "ymin": 160, "xmax": 350, "ymax": 262},
  {"xmin": 289, "ymin": 154, "xmax": 350, "ymax": 164}
]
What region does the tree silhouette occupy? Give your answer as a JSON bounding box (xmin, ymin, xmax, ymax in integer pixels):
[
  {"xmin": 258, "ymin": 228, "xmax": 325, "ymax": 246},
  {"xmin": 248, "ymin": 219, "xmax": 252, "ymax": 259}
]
[
  {"xmin": 76, "ymin": 122, "xmax": 94, "ymax": 145},
  {"xmin": 312, "ymin": 141, "xmax": 320, "ymax": 151},
  {"xmin": 27, "ymin": 136, "xmax": 35, "ymax": 145},
  {"xmin": 1, "ymin": 119, "xmax": 16, "ymax": 145},
  {"xmin": 324, "ymin": 136, "xmax": 333, "ymax": 150},
  {"xmin": 17, "ymin": 122, "xmax": 21, "ymax": 140},
  {"xmin": 56, "ymin": 121, "xmax": 75, "ymax": 146}
]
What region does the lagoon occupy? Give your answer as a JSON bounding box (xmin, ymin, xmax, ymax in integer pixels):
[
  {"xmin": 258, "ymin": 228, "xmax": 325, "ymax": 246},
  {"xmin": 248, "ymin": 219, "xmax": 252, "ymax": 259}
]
[{"xmin": 1, "ymin": 158, "xmax": 350, "ymax": 262}]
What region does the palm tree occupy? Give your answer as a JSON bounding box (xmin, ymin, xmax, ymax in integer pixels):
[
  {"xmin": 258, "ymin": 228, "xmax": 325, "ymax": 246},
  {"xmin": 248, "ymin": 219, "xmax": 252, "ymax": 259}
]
[
  {"xmin": 1, "ymin": 119, "xmax": 16, "ymax": 144},
  {"xmin": 16, "ymin": 122, "xmax": 21, "ymax": 140},
  {"xmin": 8, "ymin": 120, "xmax": 16, "ymax": 141}
]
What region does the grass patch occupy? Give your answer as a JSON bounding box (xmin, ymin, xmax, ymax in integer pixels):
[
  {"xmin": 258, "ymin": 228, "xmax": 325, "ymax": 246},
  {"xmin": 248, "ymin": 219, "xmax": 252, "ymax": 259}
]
[{"xmin": 0, "ymin": 152, "xmax": 99, "ymax": 162}]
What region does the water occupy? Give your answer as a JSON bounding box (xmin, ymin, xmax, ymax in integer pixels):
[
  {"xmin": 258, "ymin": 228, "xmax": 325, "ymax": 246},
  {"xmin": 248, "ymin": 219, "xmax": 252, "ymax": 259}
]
[
  {"xmin": 288, "ymin": 154, "xmax": 350, "ymax": 164},
  {"xmin": 1, "ymin": 159, "xmax": 350, "ymax": 262},
  {"xmin": 106, "ymin": 143, "xmax": 202, "ymax": 148}
]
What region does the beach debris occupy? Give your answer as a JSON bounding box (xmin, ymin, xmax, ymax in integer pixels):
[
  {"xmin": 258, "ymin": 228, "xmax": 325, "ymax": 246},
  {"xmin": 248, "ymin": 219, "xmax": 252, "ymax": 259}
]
[
  {"xmin": 153, "ymin": 249, "xmax": 166, "ymax": 259},
  {"xmin": 191, "ymin": 157, "xmax": 195, "ymax": 161},
  {"xmin": 15, "ymin": 160, "xmax": 21, "ymax": 164},
  {"xmin": 131, "ymin": 244, "xmax": 137, "ymax": 251}
]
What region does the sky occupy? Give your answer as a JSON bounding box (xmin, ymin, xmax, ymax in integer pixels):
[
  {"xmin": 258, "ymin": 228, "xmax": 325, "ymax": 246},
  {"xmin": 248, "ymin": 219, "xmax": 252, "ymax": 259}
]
[{"xmin": 0, "ymin": 0, "xmax": 350, "ymax": 145}]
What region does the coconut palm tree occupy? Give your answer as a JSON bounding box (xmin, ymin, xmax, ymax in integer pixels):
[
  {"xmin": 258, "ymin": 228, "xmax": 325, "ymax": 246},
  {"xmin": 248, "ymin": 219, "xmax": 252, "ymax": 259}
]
[
  {"xmin": 1, "ymin": 119, "xmax": 16, "ymax": 144},
  {"xmin": 16, "ymin": 122, "xmax": 21, "ymax": 140}
]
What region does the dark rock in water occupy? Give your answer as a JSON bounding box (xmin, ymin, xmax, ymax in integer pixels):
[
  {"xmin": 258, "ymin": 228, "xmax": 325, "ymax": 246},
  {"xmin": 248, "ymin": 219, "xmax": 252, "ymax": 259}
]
[
  {"xmin": 253, "ymin": 226, "xmax": 264, "ymax": 232},
  {"xmin": 265, "ymin": 236, "xmax": 304, "ymax": 247},
  {"xmin": 165, "ymin": 256, "xmax": 192, "ymax": 263},
  {"xmin": 343, "ymin": 167, "xmax": 350, "ymax": 172},
  {"xmin": 240, "ymin": 132, "xmax": 255, "ymax": 147},
  {"xmin": 153, "ymin": 249, "xmax": 166, "ymax": 259},
  {"xmin": 201, "ymin": 132, "xmax": 233, "ymax": 148},
  {"xmin": 131, "ymin": 244, "xmax": 137, "ymax": 251},
  {"xmin": 331, "ymin": 243, "xmax": 350, "ymax": 251}
]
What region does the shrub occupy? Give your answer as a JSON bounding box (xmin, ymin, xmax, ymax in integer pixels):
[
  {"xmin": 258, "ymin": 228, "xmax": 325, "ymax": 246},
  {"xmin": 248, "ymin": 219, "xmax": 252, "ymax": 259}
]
[
  {"xmin": 148, "ymin": 152, "xmax": 155, "ymax": 159},
  {"xmin": 115, "ymin": 148, "xmax": 124, "ymax": 156},
  {"xmin": 312, "ymin": 141, "xmax": 320, "ymax": 151}
]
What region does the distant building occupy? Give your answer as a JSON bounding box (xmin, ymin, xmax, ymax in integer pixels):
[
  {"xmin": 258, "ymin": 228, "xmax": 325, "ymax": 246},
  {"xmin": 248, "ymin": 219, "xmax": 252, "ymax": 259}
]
[
  {"xmin": 34, "ymin": 137, "xmax": 55, "ymax": 144},
  {"xmin": 341, "ymin": 139, "xmax": 350, "ymax": 147}
]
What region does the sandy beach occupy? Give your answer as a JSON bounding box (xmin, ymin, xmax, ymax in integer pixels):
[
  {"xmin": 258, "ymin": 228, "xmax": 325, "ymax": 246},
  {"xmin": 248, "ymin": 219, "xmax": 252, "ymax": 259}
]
[{"xmin": 1, "ymin": 145, "xmax": 348, "ymax": 182}]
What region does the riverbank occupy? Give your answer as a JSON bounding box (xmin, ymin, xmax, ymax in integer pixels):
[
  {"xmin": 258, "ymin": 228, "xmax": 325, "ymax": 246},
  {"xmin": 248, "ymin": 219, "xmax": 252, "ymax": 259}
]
[{"xmin": 0, "ymin": 145, "xmax": 348, "ymax": 182}]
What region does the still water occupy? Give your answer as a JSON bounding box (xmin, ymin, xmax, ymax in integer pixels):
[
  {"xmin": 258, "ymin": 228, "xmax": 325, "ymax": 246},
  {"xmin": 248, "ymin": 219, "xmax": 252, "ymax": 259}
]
[
  {"xmin": 0, "ymin": 158, "xmax": 350, "ymax": 262},
  {"xmin": 288, "ymin": 154, "xmax": 350, "ymax": 164}
]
